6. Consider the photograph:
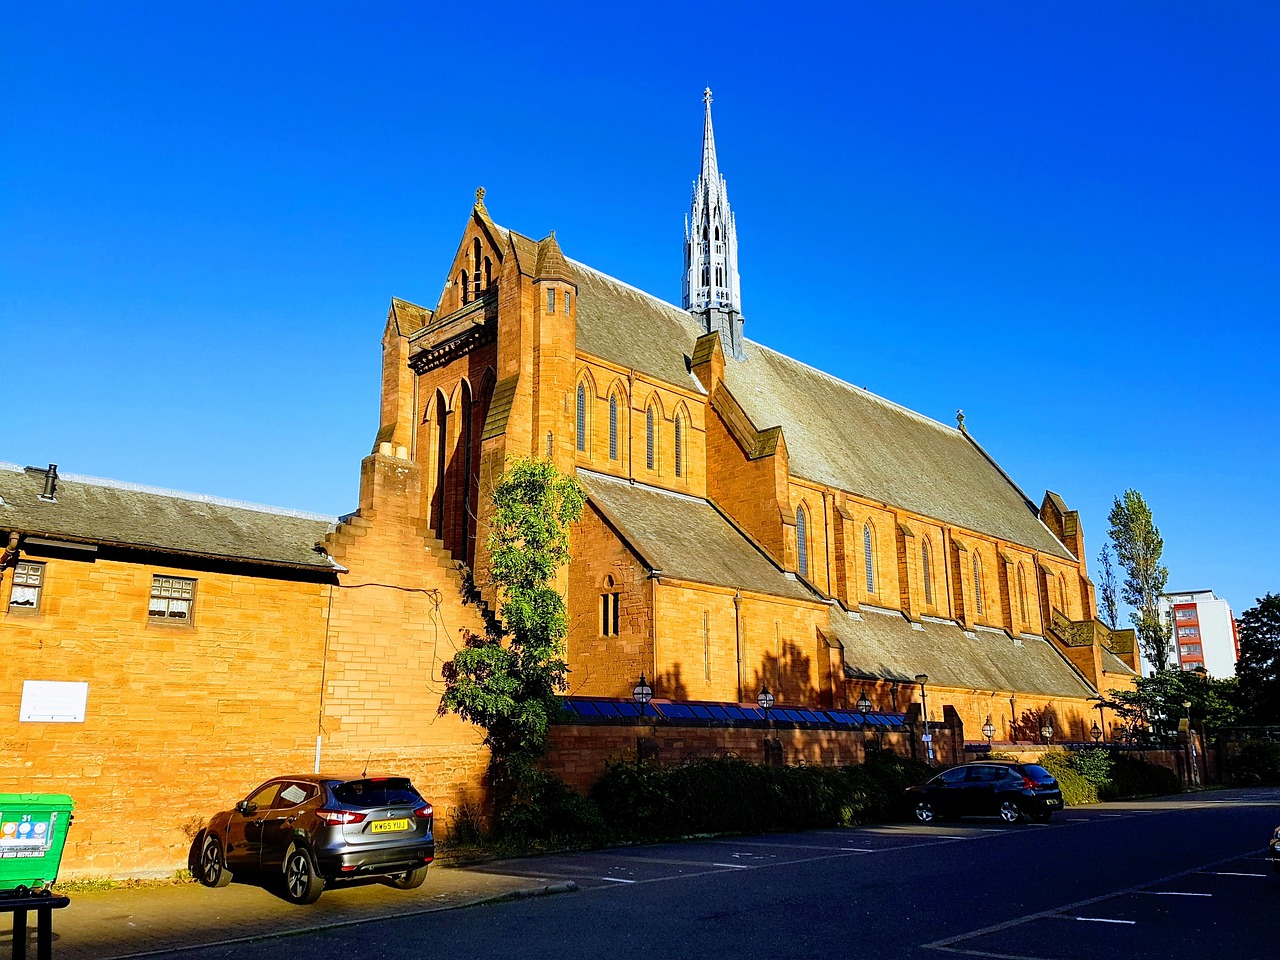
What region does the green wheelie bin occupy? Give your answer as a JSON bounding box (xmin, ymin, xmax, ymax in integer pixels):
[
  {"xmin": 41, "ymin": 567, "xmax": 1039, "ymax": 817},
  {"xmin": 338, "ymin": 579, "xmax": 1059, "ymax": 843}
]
[{"xmin": 0, "ymin": 794, "xmax": 75, "ymax": 892}]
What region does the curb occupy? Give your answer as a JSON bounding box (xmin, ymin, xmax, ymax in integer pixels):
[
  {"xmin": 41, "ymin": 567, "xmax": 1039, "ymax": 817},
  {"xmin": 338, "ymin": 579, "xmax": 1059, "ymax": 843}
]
[{"xmin": 486, "ymin": 880, "xmax": 579, "ymax": 902}]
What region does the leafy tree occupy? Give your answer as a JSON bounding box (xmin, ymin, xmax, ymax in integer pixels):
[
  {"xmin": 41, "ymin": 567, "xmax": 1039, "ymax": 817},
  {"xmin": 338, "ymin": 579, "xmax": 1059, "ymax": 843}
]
[
  {"xmin": 1097, "ymin": 542, "xmax": 1119, "ymax": 630},
  {"xmin": 440, "ymin": 458, "xmax": 586, "ymax": 799},
  {"xmin": 1099, "ymin": 670, "xmax": 1237, "ymax": 744},
  {"xmin": 1107, "ymin": 489, "xmax": 1171, "ymax": 670},
  {"xmin": 1235, "ymin": 593, "xmax": 1280, "ymax": 724}
]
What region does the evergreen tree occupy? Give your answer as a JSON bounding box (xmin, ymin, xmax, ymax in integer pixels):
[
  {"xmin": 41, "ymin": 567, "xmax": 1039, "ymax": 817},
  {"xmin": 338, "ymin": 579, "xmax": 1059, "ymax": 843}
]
[
  {"xmin": 1235, "ymin": 593, "xmax": 1280, "ymax": 724},
  {"xmin": 1107, "ymin": 489, "xmax": 1171, "ymax": 670},
  {"xmin": 440, "ymin": 458, "xmax": 586, "ymax": 796},
  {"xmin": 1097, "ymin": 542, "xmax": 1119, "ymax": 630}
]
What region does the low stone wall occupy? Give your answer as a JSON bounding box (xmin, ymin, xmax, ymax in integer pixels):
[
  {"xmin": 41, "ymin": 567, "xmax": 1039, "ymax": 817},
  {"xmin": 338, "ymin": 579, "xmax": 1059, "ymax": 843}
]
[{"xmin": 546, "ymin": 721, "xmax": 914, "ymax": 794}]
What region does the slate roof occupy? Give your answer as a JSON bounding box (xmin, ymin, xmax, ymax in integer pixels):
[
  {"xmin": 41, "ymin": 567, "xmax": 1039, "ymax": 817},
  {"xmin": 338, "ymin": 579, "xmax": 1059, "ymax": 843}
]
[
  {"xmin": 562, "ymin": 257, "xmax": 1072, "ymax": 560},
  {"xmin": 0, "ymin": 463, "xmax": 341, "ymax": 571},
  {"xmin": 578, "ymin": 471, "xmax": 817, "ymax": 603},
  {"xmin": 826, "ymin": 605, "xmax": 1096, "ymax": 699}
]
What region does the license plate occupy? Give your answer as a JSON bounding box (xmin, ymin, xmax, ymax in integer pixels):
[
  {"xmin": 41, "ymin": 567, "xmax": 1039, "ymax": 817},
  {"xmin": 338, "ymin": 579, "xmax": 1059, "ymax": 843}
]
[
  {"xmin": 1045, "ymin": 799, "xmax": 1060, "ymax": 807},
  {"xmin": 371, "ymin": 818, "xmax": 410, "ymax": 833}
]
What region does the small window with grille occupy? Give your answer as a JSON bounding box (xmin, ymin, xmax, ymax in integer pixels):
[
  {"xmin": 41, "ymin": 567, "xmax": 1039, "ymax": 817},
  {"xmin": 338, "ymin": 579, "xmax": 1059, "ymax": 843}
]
[
  {"xmin": 150, "ymin": 575, "xmax": 196, "ymax": 623},
  {"xmin": 8, "ymin": 561, "xmax": 45, "ymax": 614}
]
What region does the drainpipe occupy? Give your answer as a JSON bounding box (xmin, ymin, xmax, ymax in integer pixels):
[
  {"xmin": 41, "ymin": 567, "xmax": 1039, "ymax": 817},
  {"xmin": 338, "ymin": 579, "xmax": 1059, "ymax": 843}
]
[
  {"xmin": 0, "ymin": 532, "xmax": 19, "ymax": 568},
  {"xmin": 733, "ymin": 591, "xmax": 743, "ymax": 703}
]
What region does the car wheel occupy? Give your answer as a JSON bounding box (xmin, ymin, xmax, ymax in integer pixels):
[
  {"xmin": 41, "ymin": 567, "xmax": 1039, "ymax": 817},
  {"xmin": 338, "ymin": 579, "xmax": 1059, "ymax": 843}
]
[
  {"xmin": 282, "ymin": 845, "xmax": 325, "ymax": 905},
  {"xmin": 998, "ymin": 800, "xmax": 1023, "ymax": 824},
  {"xmin": 198, "ymin": 835, "xmax": 232, "ymax": 888},
  {"xmin": 914, "ymin": 800, "xmax": 935, "ymax": 824},
  {"xmin": 385, "ymin": 865, "xmax": 429, "ymax": 890}
]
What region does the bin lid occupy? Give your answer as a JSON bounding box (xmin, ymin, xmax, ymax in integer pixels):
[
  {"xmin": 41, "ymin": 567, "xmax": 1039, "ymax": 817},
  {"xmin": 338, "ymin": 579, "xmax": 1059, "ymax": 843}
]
[{"xmin": 0, "ymin": 794, "xmax": 75, "ymax": 809}]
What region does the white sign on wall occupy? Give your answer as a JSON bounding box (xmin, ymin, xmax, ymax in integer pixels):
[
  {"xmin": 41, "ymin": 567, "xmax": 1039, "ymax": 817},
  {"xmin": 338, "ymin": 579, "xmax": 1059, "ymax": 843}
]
[{"xmin": 19, "ymin": 681, "xmax": 89, "ymax": 722}]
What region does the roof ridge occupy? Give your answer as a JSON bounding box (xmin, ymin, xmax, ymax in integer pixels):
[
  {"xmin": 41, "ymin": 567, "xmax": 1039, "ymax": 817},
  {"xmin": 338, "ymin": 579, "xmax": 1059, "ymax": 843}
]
[{"xmin": 0, "ymin": 462, "xmax": 337, "ymax": 522}]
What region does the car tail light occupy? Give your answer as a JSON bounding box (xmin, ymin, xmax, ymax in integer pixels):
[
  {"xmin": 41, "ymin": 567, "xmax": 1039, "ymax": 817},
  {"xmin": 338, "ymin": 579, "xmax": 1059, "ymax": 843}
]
[
  {"xmin": 316, "ymin": 809, "xmax": 367, "ymax": 825},
  {"xmin": 414, "ymin": 803, "xmax": 434, "ymax": 820},
  {"xmin": 1021, "ymin": 776, "xmax": 1038, "ymax": 790}
]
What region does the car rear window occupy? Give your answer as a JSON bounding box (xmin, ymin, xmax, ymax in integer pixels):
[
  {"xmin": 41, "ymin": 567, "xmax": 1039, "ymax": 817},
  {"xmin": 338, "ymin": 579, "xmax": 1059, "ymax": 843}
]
[
  {"xmin": 332, "ymin": 778, "xmax": 423, "ymax": 808},
  {"xmin": 1020, "ymin": 764, "xmax": 1055, "ymax": 783}
]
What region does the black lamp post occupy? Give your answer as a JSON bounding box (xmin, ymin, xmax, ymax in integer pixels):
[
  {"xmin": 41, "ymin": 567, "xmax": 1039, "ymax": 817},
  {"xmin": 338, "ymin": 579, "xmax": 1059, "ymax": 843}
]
[
  {"xmin": 915, "ymin": 674, "xmax": 933, "ymax": 762},
  {"xmin": 632, "ymin": 673, "xmax": 653, "ymax": 718},
  {"xmin": 1090, "ymin": 721, "xmax": 1102, "ymax": 743},
  {"xmin": 855, "ymin": 689, "xmax": 873, "ymax": 715},
  {"xmin": 757, "ymin": 683, "xmax": 775, "ymax": 713},
  {"xmin": 982, "ymin": 715, "xmax": 995, "ymax": 744}
]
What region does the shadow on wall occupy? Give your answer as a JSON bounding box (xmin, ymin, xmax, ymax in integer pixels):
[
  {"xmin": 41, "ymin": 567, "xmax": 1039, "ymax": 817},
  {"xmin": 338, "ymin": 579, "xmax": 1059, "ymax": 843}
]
[
  {"xmin": 749, "ymin": 641, "xmax": 819, "ymax": 707},
  {"xmin": 654, "ymin": 662, "xmax": 691, "ymax": 703},
  {"xmin": 1012, "ymin": 705, "xmax": 1074, "ymax": 744}
]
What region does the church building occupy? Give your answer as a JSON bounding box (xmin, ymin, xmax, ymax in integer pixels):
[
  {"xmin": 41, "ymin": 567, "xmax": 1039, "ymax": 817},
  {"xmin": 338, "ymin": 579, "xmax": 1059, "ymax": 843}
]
[{"xmin": 1, "ymin": 91, "xmax": 1137, "ymax": 877}]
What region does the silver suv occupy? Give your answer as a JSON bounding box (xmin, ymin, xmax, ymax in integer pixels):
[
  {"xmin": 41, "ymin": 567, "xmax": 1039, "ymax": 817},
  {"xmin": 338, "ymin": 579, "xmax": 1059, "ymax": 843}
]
[{"xmin": 194, "ymin": 775, "xmax": 435, "ymax": 904}]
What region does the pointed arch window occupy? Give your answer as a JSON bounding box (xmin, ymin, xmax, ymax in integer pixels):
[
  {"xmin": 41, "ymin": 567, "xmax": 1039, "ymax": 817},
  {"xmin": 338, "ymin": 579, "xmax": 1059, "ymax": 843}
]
[
  {"xmin": 645, "ymin": 404, "xmax": 657, "ymax": 471},
  {"xmin": 1017, "ymin": 565, "xmax": 1028, "ymax": 623},
  {"xmin": 922, "ymin": 538, "xmax": 934, "ymax": 607},
  {"xmin": 459, "ymin": 268, "xmax": 470, "ymax": 305},
  {"xmin": 972, "ymin": 554, "xmax": 984, "ymax": 616},
  {"xmin": 576, "ymin": 382, "xmax": 589, "ymax": 453},
  {"xmin": 1058, "ymin": 574, "xmax": 1068, "ymax": 614},
  {"xmin": 608, "ymin": 394, "xmax": 619, "ymax": 460},
  {"xmin": 674, "ymin": 412, "xmax": 685, "ymax": 478},
  {"xmin": 863, "ymin": 524, "xmax": 876, "ymax": 595},
  {"xmin": 484, "ymin": 256, "xmax": 492, "ymax": 290},
  {"xmin": 796, "ymin": 504, "xmax": 810, "ymax": 580},
  {"xmin": 472, "ymin": 238, "xmax": 482, "ymax": 299}
]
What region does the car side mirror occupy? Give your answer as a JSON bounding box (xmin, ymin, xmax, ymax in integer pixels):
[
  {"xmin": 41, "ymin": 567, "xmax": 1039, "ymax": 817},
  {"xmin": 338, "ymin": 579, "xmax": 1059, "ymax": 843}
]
[{"xmin": 236, "ymin": 800, "xmax": 257, "ymax": 816}]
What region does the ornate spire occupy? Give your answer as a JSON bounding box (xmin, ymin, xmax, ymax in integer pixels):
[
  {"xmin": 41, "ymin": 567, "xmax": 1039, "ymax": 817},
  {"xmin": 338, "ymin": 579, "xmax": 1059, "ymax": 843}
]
[{"xmin": 683, "ymin": 88, "xmax": 744, "ymax": 359}]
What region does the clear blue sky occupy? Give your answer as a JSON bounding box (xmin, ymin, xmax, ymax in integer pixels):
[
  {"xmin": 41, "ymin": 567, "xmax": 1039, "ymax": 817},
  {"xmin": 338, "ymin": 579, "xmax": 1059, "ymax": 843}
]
[{"xmin": 3, "ymin": 3, "xmax": 1277, "ymax": 622}]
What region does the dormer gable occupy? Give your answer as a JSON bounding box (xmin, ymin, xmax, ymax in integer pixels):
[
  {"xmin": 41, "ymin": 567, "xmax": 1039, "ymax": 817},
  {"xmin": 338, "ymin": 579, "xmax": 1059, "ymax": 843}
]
[{"xmin": 436, "ymin": 188, "xmax": 506, "ymax": 316}]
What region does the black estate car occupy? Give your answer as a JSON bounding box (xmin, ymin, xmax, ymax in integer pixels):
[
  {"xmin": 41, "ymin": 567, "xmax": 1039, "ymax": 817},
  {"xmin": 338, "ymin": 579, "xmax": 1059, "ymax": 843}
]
[
  {"xmin": 193, "ymin": 775, "xmax": 435, "ymax": 904},
  {"xmin": 905, "ymin": 761, "xmax": 1062, "ymax": 824}
]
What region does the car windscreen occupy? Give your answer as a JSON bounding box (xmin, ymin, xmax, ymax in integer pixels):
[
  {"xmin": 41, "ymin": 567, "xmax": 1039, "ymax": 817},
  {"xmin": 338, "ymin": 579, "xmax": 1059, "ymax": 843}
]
[
  {"xmin": 332, "ymin": 778, "xmax": 423, "ymax": 808},
  {"xmin": 1019, "ymin": 764, "xmax": 1056, "ymax": 784}
]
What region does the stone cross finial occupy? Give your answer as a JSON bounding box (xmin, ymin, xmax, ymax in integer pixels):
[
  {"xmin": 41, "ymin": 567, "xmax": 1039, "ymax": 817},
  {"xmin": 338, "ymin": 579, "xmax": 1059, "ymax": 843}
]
[
  {"xmin": 475, "ymin": 186, "xmax": 486, "ymax": 205},
  {"xmin": 956, "ymin": 409, "xmax": 966, "ymax": 430},
  {"xmin": 703, "ymin": 87, "xmax": 713, "ymax": 104}
]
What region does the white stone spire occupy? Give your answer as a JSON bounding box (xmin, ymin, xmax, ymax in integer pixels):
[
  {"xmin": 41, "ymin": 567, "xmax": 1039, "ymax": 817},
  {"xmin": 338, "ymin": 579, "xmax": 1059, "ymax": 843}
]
[{"xmin": 683, "ymin": 87, "xmax": 744, "ymax": 359}]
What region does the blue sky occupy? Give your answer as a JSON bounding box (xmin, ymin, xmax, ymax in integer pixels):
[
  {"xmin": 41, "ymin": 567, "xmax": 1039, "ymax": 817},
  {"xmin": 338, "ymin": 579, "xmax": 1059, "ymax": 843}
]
[{"xmin": 3, "ymin": 3, "xmax": 1277, "ymax": 622}]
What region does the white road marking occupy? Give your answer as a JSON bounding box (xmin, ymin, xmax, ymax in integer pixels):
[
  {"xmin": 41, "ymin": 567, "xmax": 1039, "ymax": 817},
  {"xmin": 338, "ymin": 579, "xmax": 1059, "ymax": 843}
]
[
  {"xmin": 712, "ymin": 862, "xmax": 751, "ymax": 869},
  {"xmin": 601, "ymin": 877, "xmax": 635, "ymax": 883},
  {"xmin": 1137, "ymin": 891, "xmax": 1211, "ymax": 897},
  {"xmin": 1075, "ymin": 917, "xmax": 1136, "ymax": 924},
  {"xmin": 1205, "ymin": 871, "xmax": 1266, "ymax": 878},
  {"xmin": 841, "ymin": 847, "xmax": 875, "ymax": 852}
]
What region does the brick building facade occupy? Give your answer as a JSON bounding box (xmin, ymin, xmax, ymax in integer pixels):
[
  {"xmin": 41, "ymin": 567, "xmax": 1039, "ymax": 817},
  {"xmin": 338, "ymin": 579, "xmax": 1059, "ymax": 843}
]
[{"xmin": 1, "ymin": 94, "xmax": 1137, "ymax": 878}]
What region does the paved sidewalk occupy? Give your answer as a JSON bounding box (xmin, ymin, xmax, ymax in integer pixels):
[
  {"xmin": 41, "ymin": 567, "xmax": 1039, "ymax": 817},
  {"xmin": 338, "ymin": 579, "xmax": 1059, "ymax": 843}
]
[{"xmin": 5, "ymin": 864, "xmax": 576, "ymax": 960}]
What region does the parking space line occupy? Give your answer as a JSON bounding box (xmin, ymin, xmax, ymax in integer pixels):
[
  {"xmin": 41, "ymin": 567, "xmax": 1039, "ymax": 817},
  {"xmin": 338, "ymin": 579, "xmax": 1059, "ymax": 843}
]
[
  {"xmin": 1074, "ymin": 917, "xmax": 1135, "ymax": 924},
  {"xmin": 923, "ymin": 846, "xmax": 1265, "ymax": 955},
  {"xmin": 600, "ymin": 877, "xmax": 635, "ymax": 884},
  {"xmin": 1204, "ymin": 871, "xmax": 1266, "ymax": 878},
  {"xmin": 841, "ymin": 847, "xmax": 875, "ymax": 852},
  {"xmin": 712, "ymin": 862, "xmax": 751, "ymax": 869},
  {"xmin": 1137, "ymin": 891, "xmax": 1211, "ymax": 897}
]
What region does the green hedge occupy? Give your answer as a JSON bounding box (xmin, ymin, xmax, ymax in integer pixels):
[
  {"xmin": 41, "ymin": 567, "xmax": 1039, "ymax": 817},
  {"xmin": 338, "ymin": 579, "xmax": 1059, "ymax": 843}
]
[
  {"xmin": 591, "ymin": 752, "xmax": 935, "ymax": 840},
  {"xmin": 1230, "ymin": 739, "xmax": 1280, "ymax": 786},
  {"xmin": 1096, "ymin": 754, "xmax": 1182, "ymax": 800}
]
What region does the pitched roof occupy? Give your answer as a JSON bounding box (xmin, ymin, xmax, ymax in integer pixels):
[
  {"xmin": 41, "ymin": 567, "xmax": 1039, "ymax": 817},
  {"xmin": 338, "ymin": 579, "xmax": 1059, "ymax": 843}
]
[
  {"xmin": 564, "ymin": 258, "xmax": 1072, "ymax": 560},
  {"xmin": 0, "ymin": 463, "xmax": 341, "ymax": 572},
  {"xmin": 577, "ymin": 471, "xmax": 818, "ymax": 603},
  {"xmin": 826, "ymin": 605, "xmax": 1096, "ymax": 699}
]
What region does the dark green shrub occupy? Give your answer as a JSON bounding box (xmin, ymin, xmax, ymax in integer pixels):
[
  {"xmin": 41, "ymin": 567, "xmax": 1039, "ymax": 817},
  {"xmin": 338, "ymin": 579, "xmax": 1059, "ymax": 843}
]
[
  {"xmin": 1071, "ymin": 747, "xmax": 1114, "ymax": 787},
  {"xmin": 1098, "ymin": 755, "xmax": 1182, "ymax": 800},
  {"xmin": 590, "ymin": 753, "xmax": 934, "ymax": 841},
  {"xmin": 1036, "ymin": 752, "xmax": 1097, "ymax": 806},
  {"xmin": 1230, "ymin": 739, "xmax": 1280, "ymax": 786},
  {"xmin": 496, "ymin": 769, "xmax": 606, "ymax": 845}
]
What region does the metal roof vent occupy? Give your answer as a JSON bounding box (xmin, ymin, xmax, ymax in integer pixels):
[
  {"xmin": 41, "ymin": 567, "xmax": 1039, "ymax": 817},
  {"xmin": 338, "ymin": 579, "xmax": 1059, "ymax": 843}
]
[{"xmin": 25, "ymin": 463, "xmax": 59, "ymax": 502}]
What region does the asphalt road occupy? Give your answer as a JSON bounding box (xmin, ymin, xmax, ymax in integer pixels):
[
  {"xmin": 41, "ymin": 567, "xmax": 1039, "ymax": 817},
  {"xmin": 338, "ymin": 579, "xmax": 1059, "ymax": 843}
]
[{"xmin": 133, "ymin": 789, "xmax": 1280, "ymax": 960}]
